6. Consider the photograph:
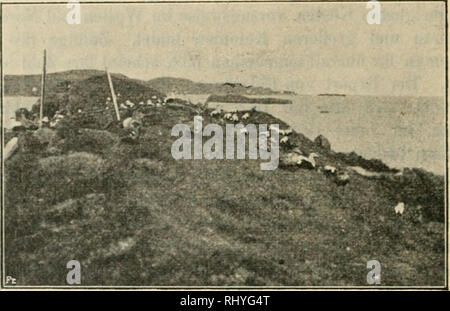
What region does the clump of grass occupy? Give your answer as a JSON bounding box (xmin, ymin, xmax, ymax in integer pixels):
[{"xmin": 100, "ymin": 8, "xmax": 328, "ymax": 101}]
[
  {"xmin": 37, "ymin": 152, "xmax": 107, "ymax": 204},
  {"xmin": 55, "ymin": 119, "xmax": 119, "ymax": 156}
]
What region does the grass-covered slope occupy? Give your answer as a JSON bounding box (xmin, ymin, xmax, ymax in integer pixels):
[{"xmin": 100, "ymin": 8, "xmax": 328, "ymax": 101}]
[
  {"xmin": 4, "ymin": 70, "xmax": 295, "ymax": 97},
  {"xmin": 4, "ymin": 70, "xmax": 129, "ymax": 96},
  {"xmin": 28, "ymin": 75, "xmax": 166, "ymax": 128},
  {"xmin": 3, "ymin": 76, "xmax": 445, "ymax": 287}
]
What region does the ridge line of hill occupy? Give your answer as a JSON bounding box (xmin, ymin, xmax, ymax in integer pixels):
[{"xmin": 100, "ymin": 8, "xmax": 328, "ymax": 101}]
[{"xmin": 4, "ymin": 69, "xmax": 296, "ymax": 97}]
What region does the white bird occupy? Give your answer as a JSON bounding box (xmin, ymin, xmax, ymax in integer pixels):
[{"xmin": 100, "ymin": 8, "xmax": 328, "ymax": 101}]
[
  {"xmin": 224, "ymin": 113, "xmax": 232, "ymax": 120},
  {"xmin": 280, "ymin": 136, "xmax": 289, "ymax": 144},
  {"xmin": 50, "ymin": 119, "xmax": 61, "ymax": 128},
  {"xmin": 296, "ymin": 152, "xmax": 319, "ymax": 169},
  {"xmin": 210, "ymin": 109, "xmax": 221, "ymax": 117},
  {"xmin": 231, "ymin": 114, "xmax": 239, "ymax": 122},
  {"xmin": 269, "ymin": 125, "xmax": 291, "ymax": 136},
  {"xmin": 122, "ymin": 117, "xmax": 133, "ymax": 128},
  {"xmin": 242, "ymin": 112, "xmax": 250, "ymax": 120},
  {"xmin": 125, "ymin": 100, "xmax": 135, "ymax": 108},
  {"xmin": 336, "ymin": 171, "xmax": 350, "ymax": 185},
  {"xmin": 394, "ymin": 169, "xmax": 404, "ymax": 177},
  {"xmin": 395, "ymin": 202, "xmax": 405, "ymax": 215},
  {"xmin": 324, "ymin": 165, "xmax": 337, "ymax": 175}
]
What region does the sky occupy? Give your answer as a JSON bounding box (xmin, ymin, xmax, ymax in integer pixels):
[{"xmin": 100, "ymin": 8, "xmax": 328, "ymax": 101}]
[{"xmin": 2, "ymin": 2, "xmax": 446, "ymax": 96}]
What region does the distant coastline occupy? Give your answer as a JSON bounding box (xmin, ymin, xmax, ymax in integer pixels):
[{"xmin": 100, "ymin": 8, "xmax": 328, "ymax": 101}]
[
  {"xmin": 3, "ymin": 70, "xmax": 296, "ymax": 97},
  {"xmin": 317, "ymin": 93, "xmax": 346, "ymax": 97},
  {"xmin": 206, "ymin": 94, "xmax": 293, "ymax": 105}
]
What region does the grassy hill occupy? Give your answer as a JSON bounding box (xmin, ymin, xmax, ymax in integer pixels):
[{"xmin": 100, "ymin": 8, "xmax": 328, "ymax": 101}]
[
  {"xmin": 4, "ymin": 70, "xmax": 129, "ymax": 96},
  {"xmin": 4, "ymin": 70, "xmax": 295, "ymax": 97},
  {"xmin": 3, "ymin": 74, "xmax": 445, "ymax": 286}
]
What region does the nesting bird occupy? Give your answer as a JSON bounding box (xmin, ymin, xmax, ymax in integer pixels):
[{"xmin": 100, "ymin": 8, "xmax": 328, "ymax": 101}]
[
  {"xmin": 296, "ymin": 152, "xmax": 319, "ymax": 169},
  {"xmin": 394, "ymin": 202, "xmax": 405, "ymax": 215},
  {"xmin": 279, "ymin": 151, "xmax": 319, "ymax": 170},
  {"xmin": 280, "ymin": 136, "xmax": 289, "ymax": 144},
  {"xmin": 324, "ymin": 165, "xmax": 337, "ymax": 175},
  {"xmin": 210, "ymin": 109, "xmax": 222, "ymax": 117},
  {"xmin": 125, "ymin": 100, "xmax": 135, "ymax": 108},
  {"xmin": 122, "ymin": 117, "xmax": 142, "ymax": 129},
  {"xmin": 335, "ymin": 172, "xmax": 350, "ymax": 186},
  {"xmin": 283, "ymin": 128, "xmax": 293, "ymax": 135},
  {"xmin": 270, "ymin": 125, "xmax": 293, "ymax": 136}
]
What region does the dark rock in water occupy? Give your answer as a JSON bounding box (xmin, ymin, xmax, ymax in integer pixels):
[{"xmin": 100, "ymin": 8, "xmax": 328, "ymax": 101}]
[
  {"xmin": 206, "ymin": 94, "xmax": 292, "ymax": 105},
  {"xmin": 314, "ymin": 134, "xmax": 331, "ymax": 151}
]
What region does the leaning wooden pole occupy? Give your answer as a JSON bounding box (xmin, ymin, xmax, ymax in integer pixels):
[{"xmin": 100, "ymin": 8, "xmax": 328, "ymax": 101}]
[
  {"xmin": 105, "ymin": 67, "xmax": 120, "ymax": 121},
  {"xmin": 39, "ymin": 49, "xmax": 47, "ymax": 127}
]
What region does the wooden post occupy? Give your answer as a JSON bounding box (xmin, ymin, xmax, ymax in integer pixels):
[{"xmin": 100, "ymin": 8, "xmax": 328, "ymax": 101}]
[
  {"xmin": 39, "ymin": 49, "xmax": 46, "ymax": 127},
  {"xmin": 105, "ymin": 67, "xmax": 120, "ymax": 121}
]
